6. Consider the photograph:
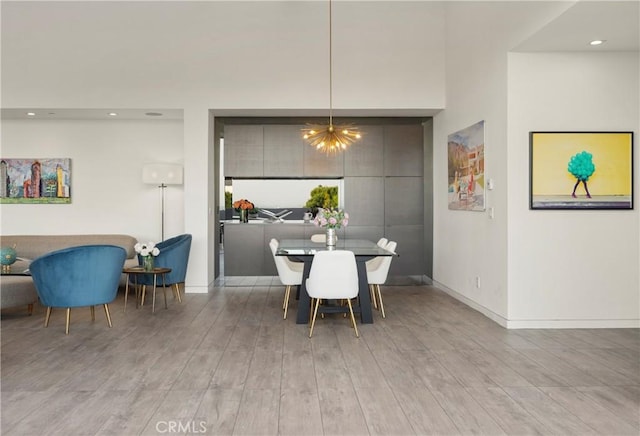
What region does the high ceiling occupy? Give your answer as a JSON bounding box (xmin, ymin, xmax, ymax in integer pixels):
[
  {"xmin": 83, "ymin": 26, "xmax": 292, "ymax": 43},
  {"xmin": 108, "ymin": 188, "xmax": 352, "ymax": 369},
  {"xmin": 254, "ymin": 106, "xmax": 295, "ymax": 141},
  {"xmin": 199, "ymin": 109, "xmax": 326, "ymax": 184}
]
[
  {"xmin": 515, "ymin": 0, "xmax": 639, "ymax": 52},
  {"xmin": 2, "ymin": 0, "xmax": 637, "ymax": 121}
]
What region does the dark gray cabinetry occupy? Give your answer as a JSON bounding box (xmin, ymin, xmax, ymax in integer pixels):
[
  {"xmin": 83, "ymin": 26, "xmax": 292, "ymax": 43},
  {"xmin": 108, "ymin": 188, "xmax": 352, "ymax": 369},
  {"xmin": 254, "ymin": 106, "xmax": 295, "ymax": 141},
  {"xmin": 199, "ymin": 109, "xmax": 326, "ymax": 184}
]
[
  {"xmin": 384, "ymin": 124, "xmax": 423, "ymax": 176},
  {"xmin": 224, "ymin": 125, "xmax": 264, "ymax": 177},
  {"xmin": 303, "ymin": 142, "xmax": 344, "ymax": 177},
  {"xmin": 384, "ymin": 177, "xmax": 424, "ymax": 225},
  {"xmin": 344, "ymin": 125, "xmax": 384, "ymax": 176},
  {"xmin": 264, "ymin": 125, "xmax": 304, "ymax": 177},
  {"xmin": 224, "ymin": 224, "xmax": 264, "ymax": 276},
  {"xmin": 344, "ymin": 177, "xmax": 384, "ymax": 226}
]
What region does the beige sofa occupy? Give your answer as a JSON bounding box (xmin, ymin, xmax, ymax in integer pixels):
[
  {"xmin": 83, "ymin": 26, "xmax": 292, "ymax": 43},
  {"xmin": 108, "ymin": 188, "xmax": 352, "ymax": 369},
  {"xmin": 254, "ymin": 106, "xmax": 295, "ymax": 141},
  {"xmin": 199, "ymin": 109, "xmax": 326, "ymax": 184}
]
[{"xmin": 0, "ymin": 234, "xmax": 139, "ymax": 313}]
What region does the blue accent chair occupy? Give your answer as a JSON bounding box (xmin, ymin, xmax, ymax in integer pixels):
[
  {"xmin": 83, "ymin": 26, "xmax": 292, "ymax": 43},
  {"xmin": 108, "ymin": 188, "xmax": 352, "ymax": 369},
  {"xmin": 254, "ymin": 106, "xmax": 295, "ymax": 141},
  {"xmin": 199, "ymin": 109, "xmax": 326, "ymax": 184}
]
[
  {"xmin": 29, "ymin": 244, "xmax": 127, "ymax": 334},
  {"xmin": 133, "ymin": 234, "xmax": 192, "ymax": 306}
]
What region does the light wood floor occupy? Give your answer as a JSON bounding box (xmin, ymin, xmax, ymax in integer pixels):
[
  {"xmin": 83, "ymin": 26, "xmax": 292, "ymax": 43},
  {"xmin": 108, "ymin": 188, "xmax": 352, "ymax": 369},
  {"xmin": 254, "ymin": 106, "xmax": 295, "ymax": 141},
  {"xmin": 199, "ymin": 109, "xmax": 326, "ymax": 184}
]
[{"xmin": 1, "ymin": 280, "xmax": 638, "ymax": 435}]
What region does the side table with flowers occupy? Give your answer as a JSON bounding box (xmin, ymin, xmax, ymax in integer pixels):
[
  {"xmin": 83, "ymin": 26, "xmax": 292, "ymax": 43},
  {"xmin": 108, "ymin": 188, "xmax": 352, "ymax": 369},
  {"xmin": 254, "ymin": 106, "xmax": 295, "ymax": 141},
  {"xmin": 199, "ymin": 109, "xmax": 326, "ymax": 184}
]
[
  {"xmin": 313, "ymin": 208, "xmax": 349, "ymax": 246},
  {"xmin": 135, "ymin": 242, "xmax": 160, "ymax": 271},
  {"xmin": 232, "ymin": 199, "xmax": 255, "ymax": 223}
]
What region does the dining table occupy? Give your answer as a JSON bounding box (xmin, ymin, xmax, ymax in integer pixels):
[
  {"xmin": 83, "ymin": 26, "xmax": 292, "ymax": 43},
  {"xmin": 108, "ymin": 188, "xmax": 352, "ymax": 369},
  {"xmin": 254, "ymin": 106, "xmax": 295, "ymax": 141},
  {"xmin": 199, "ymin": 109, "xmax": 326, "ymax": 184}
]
[{"xmin": 275, "ymin": 239, "xmax": 397, "ymax": 324}]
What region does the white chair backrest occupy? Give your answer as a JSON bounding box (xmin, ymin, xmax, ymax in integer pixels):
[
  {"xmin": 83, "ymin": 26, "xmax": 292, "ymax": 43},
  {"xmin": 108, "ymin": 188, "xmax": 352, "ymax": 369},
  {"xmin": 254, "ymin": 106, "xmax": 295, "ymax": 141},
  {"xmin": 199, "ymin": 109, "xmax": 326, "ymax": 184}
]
[
  {"xmin": 378, "ymin": 240, "xmax": 397, "ymax": 276},
  {"xmin": 310, "ymin": 234, "xmax": 326, "ymax": 243},
  {"xmin": 377, "ymin": 237, "xmax": 388, "ymax": 248},
  {"xmin": 306, "ymin": 250, "xmax": 358, "ymax": 300},
  {"xmin": 269, "ymin": 238, "xmax": 302, "ymax": 285},
  {"xmin": 367, "ymin": 240, "xmax": 397, "ymax": 284}
]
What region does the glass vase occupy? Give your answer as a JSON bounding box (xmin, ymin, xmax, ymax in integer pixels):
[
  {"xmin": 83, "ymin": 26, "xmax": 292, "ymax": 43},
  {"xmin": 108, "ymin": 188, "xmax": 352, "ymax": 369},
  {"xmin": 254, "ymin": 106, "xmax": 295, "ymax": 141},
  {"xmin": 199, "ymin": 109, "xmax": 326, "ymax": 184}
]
[
  {"xmin": 143, "ymin": 255, "xmax": 155, "ymax": 272},
  {"xmin": 239, "ymin": 209, "xmax": 249, "ymax": 223},
  {"xmin": 326, "ymin": 228, "xmax": 337, "ymax": 246}
]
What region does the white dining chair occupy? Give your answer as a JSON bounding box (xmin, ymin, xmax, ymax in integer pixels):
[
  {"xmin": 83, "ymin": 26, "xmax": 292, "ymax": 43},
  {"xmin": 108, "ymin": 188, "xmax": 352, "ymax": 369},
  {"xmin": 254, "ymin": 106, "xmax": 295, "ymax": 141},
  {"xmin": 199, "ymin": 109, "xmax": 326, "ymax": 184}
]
[
  {"xmin": 306, "ymin": 250, "xmax": 360, "ymax": 338},
  {"xmin": 310, "ymin": 233, "xmax": 326, "ymax": 243},
  {"xmin": 366, "ymin": 240, "xmax": 397, "ymax": 318},
  {"xmin": 376, "ymin": 237, "xmax": 388, "ymax": 248},
  {"xmin": 269, "ymin": 239, "xmax": 303, "ymax": 319}
]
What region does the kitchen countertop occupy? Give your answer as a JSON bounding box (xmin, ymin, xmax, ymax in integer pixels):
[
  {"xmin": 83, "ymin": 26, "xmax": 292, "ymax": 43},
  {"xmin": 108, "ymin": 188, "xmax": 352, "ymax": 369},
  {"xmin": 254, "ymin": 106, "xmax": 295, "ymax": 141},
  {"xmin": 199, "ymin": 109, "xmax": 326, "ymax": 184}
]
[{"xmin": 223, "ymin": 219, "xmax": 312, "ymax": 224}]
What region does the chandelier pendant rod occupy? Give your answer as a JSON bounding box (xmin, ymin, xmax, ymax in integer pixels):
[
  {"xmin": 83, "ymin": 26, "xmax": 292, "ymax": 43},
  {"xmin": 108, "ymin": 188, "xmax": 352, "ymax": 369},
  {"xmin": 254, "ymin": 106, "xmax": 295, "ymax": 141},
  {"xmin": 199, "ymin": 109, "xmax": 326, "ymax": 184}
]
[{"xmin": 328, "ymin": 0, "xmax": 333, "ymax": 128}]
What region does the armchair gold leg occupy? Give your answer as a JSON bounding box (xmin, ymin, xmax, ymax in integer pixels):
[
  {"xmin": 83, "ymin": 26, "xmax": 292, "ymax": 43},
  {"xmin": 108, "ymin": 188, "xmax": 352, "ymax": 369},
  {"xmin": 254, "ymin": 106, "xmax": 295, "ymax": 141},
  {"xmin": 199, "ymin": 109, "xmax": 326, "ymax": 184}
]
[
  {"xmin": 65, "ymin": 308, "xmax": 71, "ymax": 335},
  {"xmin": 44, "ymin": 306, "xmax": 52, "ymax": 327},
  {"xmin": 90, "ymin": 305, "xmax": 95, "ymax": 321},
  {"xmin": 376, "ymin": 285, "xmax": 385, "ymax": 318},
  {"xmin": 283, "ymin": 285, "xmax": 291, "ymax": 319},
  {"xmin": 309, "ymin": 298, "xmax": 321, "ymax": 337},
  {"xmin": 173, "ymin": 283, "xmax": 182, "ymax": 303},
  {"xmin": 140, "ymin": 285, "xmax": 146, "ymax": 307},
  {"xmin": 103, "ymin": 304, "xmax": 113, "ymax": 328},
  {"xmin": 346, "ymin": 299, "xmax": 359, "ymax": 337}
]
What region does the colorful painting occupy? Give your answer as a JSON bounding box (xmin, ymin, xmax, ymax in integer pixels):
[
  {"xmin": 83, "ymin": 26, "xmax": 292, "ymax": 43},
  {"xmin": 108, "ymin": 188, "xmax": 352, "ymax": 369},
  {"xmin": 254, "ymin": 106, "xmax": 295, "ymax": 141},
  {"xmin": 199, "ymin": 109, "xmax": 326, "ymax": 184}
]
[
  {"xmin": 530, "ymin": 132, "xmax": 633, "ymax": 210},
  {"xmin": 448, "ymin": 121, "xmax": 485, "ymax": 211},
  {"xmin": 0, "ymin": 158, "xmax": 71, "ymax": 204}
]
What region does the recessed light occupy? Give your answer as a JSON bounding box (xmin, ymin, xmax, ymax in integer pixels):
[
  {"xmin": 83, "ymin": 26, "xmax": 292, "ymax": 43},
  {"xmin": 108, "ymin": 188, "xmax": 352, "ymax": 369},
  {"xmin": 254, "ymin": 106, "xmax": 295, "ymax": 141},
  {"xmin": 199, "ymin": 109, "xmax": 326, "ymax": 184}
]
[
  {"xmin": 145, "ymin": 112, "xmax": 163, "ymax": 117},
  {"xmin": 590, "ymin": 40, "xmax": 605, "ymax": 46},
  {"xmin": 108, "ymin": 112, "xmax": 118, "ymax": 116},
  {"xmin": 26, "ymin": 112, "xmax": 36, "ymax": 116}
]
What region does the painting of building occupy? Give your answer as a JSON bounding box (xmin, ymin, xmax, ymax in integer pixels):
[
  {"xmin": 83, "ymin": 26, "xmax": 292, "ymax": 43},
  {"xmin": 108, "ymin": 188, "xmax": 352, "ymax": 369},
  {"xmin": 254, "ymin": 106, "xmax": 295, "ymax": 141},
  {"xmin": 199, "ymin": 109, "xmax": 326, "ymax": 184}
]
[
  {"xmin": 448, "ymin": 121, "xmax": 486, "ymax": 211},
  {"xmin": 0, "ymin": 158, "xmax": 71, "ymax": 204}
]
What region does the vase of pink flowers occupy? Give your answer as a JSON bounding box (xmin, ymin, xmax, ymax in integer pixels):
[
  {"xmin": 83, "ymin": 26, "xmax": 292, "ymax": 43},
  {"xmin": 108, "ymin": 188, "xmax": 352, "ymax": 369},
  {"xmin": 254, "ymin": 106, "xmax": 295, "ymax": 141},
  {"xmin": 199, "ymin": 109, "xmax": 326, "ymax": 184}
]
[{"xmin": 313, "ymin": 208, "xmax": 349, "ymax": 246}]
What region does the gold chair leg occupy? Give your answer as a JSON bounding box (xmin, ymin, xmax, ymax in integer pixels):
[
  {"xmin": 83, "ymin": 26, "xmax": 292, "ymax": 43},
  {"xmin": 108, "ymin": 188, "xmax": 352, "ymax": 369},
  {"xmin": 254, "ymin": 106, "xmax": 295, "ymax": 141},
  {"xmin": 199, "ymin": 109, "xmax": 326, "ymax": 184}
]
[
  {"xmin": 90, "ymin": 305, "xmax": 95, "ymax": 321},
  {"xmin": 376, "ymin": 284, "xmax": 386, "ymax": 318},
  {"xmin": 173, "ymin": 283, "xmax": 182, "ymax": 303},
  {"xmin": 309, "ymin": 298, "xmax": 321, "ymax": 337},
  {"xmin": 124, "ymin": 277, "xmax": 130, "ymax": 312},
  {"xmin": 140, "ymin": 285, "xmax": 146, "ymax": 307},
  {"xmin": 346, "ymin": 299, "xmax": 359, "ymax": 337},
  {"xmin": 163, "ymin": 285, "xmax": 168, "ymax": 310},
  {"xmin": 103, "ymin": 304, "xmax": 113, "ymax": 328},
  {"xmin": 283, "ymin": 285, "xmax": 291, "ymax": 319},
  {"xmin": 370, "ymin": 285, "xmax": 378, "ymax": 310},
  {"xmin": 65, "ymin": 308, "xmax": 71, "ymax": 335},
  {"xmin": 44, "ymin": 306, "xmax": 52, "ymax": 327}
]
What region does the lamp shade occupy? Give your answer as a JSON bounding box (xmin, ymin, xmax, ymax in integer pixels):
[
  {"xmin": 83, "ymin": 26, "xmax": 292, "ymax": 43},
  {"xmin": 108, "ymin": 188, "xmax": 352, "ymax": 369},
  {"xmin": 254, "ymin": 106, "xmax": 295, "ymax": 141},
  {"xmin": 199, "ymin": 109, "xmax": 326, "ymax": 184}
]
[{"xmin": 142, "ymin": 163, "xmax": 183, "ymax": 185}]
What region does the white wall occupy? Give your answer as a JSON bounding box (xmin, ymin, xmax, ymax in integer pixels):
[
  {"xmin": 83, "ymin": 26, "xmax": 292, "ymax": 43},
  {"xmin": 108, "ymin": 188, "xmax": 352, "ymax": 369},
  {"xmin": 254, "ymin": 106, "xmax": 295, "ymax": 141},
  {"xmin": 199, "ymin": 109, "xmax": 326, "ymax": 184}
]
[
  {"xmin": 507, "ymin": 52, "xmax": 639, "ymax": 328},
  {"xmin": 433, "ymin": 1, "xmax": 566, "ymax": 323},
  {"xmin": 1, "ymin": 119, "xmax": 185, "ymax": 243},
  {"xmin": 1, "ymin": 1, "xmax": 446, "ymax": 292}
]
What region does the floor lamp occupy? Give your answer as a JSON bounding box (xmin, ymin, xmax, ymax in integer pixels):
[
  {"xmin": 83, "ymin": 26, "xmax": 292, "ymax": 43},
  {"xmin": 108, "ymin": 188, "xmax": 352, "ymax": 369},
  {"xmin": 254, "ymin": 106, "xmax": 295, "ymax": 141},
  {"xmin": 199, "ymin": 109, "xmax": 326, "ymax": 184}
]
[{"xmin": 142, "ymin": 163, "xmax": 183, "ymax": 241}]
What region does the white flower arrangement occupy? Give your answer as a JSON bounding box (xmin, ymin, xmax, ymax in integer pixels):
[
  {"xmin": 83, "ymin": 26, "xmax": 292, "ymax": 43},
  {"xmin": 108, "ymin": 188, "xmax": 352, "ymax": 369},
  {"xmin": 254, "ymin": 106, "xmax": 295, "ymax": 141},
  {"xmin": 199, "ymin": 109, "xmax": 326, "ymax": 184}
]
[{"xmin": 134, "ymin": 242, "xmax": 160, "ymax": 257}]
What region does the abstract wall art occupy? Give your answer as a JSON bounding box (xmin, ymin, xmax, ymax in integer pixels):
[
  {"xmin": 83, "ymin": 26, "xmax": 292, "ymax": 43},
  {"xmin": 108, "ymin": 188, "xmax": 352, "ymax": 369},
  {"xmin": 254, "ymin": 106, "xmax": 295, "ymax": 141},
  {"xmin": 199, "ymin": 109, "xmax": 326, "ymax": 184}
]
[
  {"xmin": 530, "ymin": 132, "xmax": 633, "ymax": 210},
  {"xmin": 0, "ymin": 158, "xmax": 71, "ymax": 204}
]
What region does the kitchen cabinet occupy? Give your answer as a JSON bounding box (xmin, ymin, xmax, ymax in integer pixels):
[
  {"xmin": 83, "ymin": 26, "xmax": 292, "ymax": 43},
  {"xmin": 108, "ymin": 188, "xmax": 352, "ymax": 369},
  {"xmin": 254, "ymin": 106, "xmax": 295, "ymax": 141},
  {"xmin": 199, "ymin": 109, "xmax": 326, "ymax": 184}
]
[
  {"xmin": 344, "ymin": 125, "xmax": 384, "ymax": 176},
  {"xmin": 263, "ymin": 125, "xmax": 304, "ymax": 177},
  {"xmin": 224, "ymin": 224, "xmax": 264, "ymax": 275},
  {"xmin": 384, "ymin": 124, "xmax": 423, "ymax": 176},
  {"xmin": 344, "ymin": 177, "xmax": 384, "ymax": 226},
  {"xmin": 303, "ymin": 141, "xmax": 344, "ymax": 177},
  {"xmin": 224, "ymin": 125, "xmax": 264, "ymax": 177}
]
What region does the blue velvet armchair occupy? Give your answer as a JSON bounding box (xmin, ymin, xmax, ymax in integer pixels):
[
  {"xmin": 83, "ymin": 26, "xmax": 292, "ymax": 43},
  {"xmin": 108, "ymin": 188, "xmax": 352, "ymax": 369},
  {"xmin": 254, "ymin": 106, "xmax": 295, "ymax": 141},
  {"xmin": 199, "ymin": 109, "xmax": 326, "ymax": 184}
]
[
  {"xmin": 133, "ymin": 234, "xmax": 192, "ymax": 305},
  {"xmin": 29, "ymin": 244, "xmax": 127, "ymax": 334}
]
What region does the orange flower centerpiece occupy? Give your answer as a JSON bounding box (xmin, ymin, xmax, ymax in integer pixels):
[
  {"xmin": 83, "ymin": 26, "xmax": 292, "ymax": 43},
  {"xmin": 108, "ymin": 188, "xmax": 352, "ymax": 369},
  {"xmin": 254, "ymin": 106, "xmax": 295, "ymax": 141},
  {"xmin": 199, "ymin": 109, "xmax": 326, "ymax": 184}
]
[{"xmin": 233, "ymin": 198, "xmax": 255, "ymax": 223}]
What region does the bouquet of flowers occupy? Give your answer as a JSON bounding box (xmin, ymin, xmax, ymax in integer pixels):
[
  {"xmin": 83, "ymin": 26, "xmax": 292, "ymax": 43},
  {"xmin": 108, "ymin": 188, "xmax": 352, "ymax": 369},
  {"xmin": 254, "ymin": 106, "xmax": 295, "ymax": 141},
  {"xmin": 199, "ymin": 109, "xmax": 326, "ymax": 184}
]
[
  {"xmin": 135, "ymin": 242, "xmax": 160, "ymax": 271},
  {"xmin": 232, "ymin": 199, "xmax": 255, "ymax": 211},
  {"xmin": 313, "ymin": 208, "xmax": 349, "ymax": 229}
]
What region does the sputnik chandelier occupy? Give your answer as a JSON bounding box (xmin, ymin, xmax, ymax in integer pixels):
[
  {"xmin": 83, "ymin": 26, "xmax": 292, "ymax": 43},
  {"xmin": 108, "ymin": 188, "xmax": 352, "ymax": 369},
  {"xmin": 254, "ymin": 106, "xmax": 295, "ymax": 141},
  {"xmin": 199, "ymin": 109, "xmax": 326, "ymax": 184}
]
[{"xmin": 302, "ymin": 0, "xmax": 362, "ymax": 154}]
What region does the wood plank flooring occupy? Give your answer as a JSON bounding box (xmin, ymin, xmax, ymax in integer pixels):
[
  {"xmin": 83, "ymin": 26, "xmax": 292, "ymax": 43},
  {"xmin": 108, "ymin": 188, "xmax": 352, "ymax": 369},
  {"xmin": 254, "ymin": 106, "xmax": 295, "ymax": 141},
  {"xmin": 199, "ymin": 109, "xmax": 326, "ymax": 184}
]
[{"xmin": 1, "ymin": 281, "xmax": 638, "ymax": 435}]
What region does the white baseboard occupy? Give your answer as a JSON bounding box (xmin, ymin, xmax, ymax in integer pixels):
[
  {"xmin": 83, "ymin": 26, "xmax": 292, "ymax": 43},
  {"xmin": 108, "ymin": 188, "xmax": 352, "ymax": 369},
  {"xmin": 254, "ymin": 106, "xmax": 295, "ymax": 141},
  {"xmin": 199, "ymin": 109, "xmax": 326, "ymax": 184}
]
[
  {"xmin": 184, "ymin": 285, "xmax": 209, "ymax": 294},
  {"xmin": 431, "ymin": 280, "xmax": 640, "ymax": 329}
]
